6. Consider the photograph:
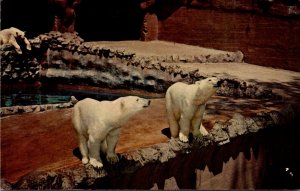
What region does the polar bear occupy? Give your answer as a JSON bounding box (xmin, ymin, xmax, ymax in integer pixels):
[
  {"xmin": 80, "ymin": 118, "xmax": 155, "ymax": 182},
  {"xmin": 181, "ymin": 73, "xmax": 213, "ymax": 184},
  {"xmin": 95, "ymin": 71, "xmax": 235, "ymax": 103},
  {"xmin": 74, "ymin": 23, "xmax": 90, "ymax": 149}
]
[
  {"xmin": 72, "ymin": 96, "xmax": 151, "ymax": 168},
  {"xmin": 0, "ymin": 27, "xmax": 31, "ymax": 54},
  {"xmin": 165, "ymin": 77, "xmax": 219, "ymax": 142}
]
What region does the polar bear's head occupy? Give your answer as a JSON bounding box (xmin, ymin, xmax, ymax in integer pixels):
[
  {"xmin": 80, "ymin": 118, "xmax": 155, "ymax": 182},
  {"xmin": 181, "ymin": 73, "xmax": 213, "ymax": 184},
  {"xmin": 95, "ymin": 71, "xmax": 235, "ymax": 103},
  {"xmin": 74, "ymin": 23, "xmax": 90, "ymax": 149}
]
[
  {"xmin": 9, "ymin": 27, "xmax": 25, "ymax": 37},
  {"xmin": 120, "ymin": 96, "xmax": 151, "ymax": 113},
  {"xmin": 6, "ymin": 27, "xmax": 31, "ymax": 53},
  {"xmin": 195, "ymin": 77, "xmax": 219, "ymax": 90},
  {"xmin": 193, "ymin": 77, "xmax": 220, "ymax": 105}
]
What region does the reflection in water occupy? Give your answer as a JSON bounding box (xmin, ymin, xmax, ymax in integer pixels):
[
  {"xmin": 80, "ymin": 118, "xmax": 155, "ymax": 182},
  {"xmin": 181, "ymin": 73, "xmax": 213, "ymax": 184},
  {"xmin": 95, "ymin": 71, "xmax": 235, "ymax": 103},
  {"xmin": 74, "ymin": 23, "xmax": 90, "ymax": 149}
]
[
  {"xmin": 1, "ymin": 89, "xmax": 155, "ymax": 107},
  {"xmin": 1, "ymin": 94, "xmax": 70, "ymax": 107}
]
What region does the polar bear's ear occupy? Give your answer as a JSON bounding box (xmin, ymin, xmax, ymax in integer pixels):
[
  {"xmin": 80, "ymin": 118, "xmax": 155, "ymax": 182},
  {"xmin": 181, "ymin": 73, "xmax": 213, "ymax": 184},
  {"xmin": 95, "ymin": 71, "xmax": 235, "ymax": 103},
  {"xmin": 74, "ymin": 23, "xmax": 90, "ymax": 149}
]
[{"xmin": 195, "ymin": 81, "xmax": 201, "ymax": 85}]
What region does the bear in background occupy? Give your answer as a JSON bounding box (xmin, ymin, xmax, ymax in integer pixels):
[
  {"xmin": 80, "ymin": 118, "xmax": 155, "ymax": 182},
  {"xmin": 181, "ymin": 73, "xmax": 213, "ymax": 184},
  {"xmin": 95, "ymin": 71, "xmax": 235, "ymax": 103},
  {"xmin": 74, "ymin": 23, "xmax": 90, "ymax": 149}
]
[
  {"xmin": 0, "ymin": 27, "xmax": 31, "ymax": 54},
  {"xmin": 72, "ymin": 96, "xmax": 151, "ymax": 168},
  {"xmin": 165, "ymin": 77, "xmax": 220, "ymax": 142}
]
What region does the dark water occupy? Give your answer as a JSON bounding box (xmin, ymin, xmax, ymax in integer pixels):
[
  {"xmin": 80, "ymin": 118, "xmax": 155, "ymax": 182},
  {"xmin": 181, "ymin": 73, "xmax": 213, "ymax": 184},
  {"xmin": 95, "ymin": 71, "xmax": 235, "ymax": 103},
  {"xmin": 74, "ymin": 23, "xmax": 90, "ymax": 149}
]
[{"xmin": 1, "ymin": 89, "xmax": 136, "ymax": 107}]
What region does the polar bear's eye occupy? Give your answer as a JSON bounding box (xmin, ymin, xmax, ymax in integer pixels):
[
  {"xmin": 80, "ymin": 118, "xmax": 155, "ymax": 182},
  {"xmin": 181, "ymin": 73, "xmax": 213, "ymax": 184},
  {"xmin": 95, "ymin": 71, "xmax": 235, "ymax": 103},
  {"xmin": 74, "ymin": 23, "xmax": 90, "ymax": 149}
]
[{"xmin": 136, "ymin": 98, "xmax": 139, "ymax": 102}]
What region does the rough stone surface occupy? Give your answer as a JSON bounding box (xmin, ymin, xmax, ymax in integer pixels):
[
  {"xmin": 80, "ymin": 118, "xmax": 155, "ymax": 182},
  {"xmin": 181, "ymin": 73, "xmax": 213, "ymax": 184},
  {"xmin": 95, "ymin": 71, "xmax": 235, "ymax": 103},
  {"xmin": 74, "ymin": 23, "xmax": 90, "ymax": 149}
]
[
  {"xmin": 0, "ymin": 179, "xmax": 12, "ymax": 190},
  {"xmin": 226, "ymin": 113, "xmax": 248, "ymax": 138},
  {"xmin": 0, "ymin": 96, "xmax": 78, "ymax": 117},
  {"xmin": 209, "ymin": 105, "xmax": 296, "ymax": 146},
  {"xmin": 15, "ymin": 165, "xmax": 107, "ymax": 189},
  {"xmin": 0, "ymin": 45, "xmax": 40, "ymax": 82}
]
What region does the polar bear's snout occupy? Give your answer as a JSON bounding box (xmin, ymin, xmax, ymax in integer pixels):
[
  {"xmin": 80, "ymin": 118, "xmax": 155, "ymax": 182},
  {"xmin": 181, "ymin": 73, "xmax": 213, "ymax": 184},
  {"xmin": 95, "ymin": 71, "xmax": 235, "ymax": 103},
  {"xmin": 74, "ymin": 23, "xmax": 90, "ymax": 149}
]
[
  {"xmin": 213, "ymin": 82, "xmax": 219, "ymax": 88},
  {"xmin": 205, "ymin": 77, "xmax": 220, "ymax": 88}
]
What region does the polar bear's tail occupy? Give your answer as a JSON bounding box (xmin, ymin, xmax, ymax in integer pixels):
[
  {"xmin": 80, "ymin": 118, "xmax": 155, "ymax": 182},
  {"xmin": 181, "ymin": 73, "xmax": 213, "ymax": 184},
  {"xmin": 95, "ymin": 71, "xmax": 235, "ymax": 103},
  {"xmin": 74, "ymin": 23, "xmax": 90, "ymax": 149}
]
[{"xmin": 70, "ymin": 96, "xmax": 78, "ymax": 105}]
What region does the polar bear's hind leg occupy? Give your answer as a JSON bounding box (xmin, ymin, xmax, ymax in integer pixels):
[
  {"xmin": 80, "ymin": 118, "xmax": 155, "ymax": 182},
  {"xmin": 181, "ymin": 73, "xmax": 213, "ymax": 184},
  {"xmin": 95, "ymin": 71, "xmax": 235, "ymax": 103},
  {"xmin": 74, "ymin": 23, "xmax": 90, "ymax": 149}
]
[
  {"xmin": 78, "ymin": 135, "xmax": 89, "ymax": 164},
  {"xmin": 179, "ymin": 116, "xmax": 191, "ymax": 142},
  {"xmin": 88, "ymin": 134, "xmax": 103, "ymax": 168},
  {"xmin": 72, "ymin": 105, "xmax": 89, "ymax": 164},
  {"xmin": 166, "ymin": 93, "xmax": 180, "ymax": 138}
]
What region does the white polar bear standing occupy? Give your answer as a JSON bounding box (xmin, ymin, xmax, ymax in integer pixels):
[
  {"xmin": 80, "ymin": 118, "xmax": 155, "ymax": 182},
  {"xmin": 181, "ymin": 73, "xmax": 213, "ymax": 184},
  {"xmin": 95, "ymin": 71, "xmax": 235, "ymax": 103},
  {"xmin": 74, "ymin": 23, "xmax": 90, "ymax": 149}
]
[
  {"xmin": 0, "ymin": 27, "xmax": 31, "ymax": 54},
  {"xmin": 165, "ymin": 77, "xmax": 219, "ymax": 142},
  {"xmin": 72, "ymin": 96, "xmax": 151, "ymax": 168}
]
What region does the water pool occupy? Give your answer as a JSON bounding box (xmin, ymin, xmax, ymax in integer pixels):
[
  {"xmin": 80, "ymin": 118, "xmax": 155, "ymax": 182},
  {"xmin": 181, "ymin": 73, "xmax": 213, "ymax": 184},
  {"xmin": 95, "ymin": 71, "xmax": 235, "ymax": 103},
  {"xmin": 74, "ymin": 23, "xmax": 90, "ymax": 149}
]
[{"xmin": 1, "ymin": 89, "xmax": 147, "ymax": 107}]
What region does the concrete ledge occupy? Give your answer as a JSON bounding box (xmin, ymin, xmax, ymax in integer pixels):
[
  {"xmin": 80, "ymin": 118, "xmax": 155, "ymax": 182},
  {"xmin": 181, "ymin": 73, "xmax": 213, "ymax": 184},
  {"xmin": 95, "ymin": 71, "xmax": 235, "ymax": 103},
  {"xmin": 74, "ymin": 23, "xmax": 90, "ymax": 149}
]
[{"xmin": 10, "ymin": 104, "xmax": 297, "ymax": 189}]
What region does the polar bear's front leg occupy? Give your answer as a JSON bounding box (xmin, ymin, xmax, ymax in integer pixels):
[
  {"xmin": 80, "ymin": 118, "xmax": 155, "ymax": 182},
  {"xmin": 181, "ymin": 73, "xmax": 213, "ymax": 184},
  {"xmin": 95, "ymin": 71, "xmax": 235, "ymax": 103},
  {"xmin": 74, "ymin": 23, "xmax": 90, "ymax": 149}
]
[
  {"xmin": 199, "ymin": 123, "xmax": 208, "ymax": 136},
  {"xmin": 179, "ymin": 115, "xmax": 191, "ymax": 143},
  {"xmin": 88, "ymin": 136, "xmax": 103, "ymax": 168},
  {"xmin": 106, "ymin": 128, "xmax": 121, "ymax": 164},
  {"xmin": 192, "ymin": 105, "xmax": 206, "ymax": 138},
  {"xmin": 89, "ymin": 158, "xmax": 103, "ymax": 168},
  {"xmin": 8, "ymin": 37, "xmax": 22, "ymax": 54},
  {"xmin": 23, "ymin": 37, "xmax": 31, "ymax": 51}
]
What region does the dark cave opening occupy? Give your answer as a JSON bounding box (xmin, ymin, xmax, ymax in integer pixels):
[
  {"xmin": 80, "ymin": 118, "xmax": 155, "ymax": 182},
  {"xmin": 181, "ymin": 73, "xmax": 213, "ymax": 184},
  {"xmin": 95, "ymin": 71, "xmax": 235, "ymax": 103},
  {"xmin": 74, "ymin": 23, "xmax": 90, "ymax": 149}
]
[
  {"xmin": 75, "ymin": 0, "xmax": 145, "ymax": 41},
  {"xmin": 1, "ymin": 0, "xmax": 145, "ymax": 41},
  {"xmin": 1, "ymin": 0, "xmax": 52, "ymax": 38}
]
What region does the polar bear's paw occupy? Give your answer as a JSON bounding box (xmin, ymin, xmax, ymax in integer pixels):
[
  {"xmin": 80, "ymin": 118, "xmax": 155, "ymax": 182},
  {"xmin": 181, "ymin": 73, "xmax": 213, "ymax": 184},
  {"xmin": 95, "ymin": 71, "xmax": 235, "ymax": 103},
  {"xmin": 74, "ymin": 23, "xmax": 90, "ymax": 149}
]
[
  {"xmin": 179, "ymin": 132, "xmax": 189, "ymax": 143},
  {"xmin": 107, "ymin": 154, "xmax": 119, "ymax": 164},
  {"xmin": 89, "ymin": 158, "xmax": 103, "ymax": 168},
  {"xmin": 82, "ymin": 157, "xmax": 89, "ymax": 164},
  {"xmin": 200, "ymin": 124, "xmax": 209, "ymax": 136}
]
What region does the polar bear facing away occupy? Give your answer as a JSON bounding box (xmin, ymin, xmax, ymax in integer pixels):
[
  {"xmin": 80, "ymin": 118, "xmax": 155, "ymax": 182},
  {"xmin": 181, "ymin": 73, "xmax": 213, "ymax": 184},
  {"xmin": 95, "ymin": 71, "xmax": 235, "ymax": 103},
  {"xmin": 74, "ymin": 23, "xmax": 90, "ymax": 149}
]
[
  {"xmin": 166, "ymin": 77, "xmax": 219, "ymax": 142},
  {"xmin": 72, "ymin": 96, "xmax": 151, "ymax": 168},
  {"xmin": 0, "ymin": 27, "xmax": 31, "ymax": 54}
]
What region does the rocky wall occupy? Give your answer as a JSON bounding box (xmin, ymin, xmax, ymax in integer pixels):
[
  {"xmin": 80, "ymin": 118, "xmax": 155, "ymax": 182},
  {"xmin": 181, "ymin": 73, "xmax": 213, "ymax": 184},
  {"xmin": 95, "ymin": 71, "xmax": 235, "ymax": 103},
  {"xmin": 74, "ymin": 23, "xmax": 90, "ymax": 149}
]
[
  {"xmin": 0, "ymin": 45, "xmax": 40, "ymax": 83},
  {"xmin": 5, "ymin": 31, "xmax": 277, "ymax": 100}
]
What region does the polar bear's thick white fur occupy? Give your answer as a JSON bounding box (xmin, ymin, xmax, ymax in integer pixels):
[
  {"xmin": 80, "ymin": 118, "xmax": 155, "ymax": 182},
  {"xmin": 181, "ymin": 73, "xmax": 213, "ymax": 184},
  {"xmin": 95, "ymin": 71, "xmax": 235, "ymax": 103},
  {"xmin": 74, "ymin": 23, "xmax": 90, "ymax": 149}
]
[
  {"xmin": 165, "ymin": 77, "xmax": 219, "ymax": 142},
  {"xmin": 72, "ymin": 96, "xmax": 151, "ymax": 168},
  {"xmin": 0, "ymin": 27, "xmax": 31, "ymax": 54}
]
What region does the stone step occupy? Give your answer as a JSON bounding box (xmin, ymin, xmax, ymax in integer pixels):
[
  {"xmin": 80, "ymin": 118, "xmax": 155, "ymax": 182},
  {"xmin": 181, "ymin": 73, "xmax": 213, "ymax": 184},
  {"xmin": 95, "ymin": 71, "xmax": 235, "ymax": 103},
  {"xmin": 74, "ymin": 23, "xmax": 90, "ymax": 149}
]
[{"xmin": 84, "ymin": 40, "xmax": 244, "ymax": 64}]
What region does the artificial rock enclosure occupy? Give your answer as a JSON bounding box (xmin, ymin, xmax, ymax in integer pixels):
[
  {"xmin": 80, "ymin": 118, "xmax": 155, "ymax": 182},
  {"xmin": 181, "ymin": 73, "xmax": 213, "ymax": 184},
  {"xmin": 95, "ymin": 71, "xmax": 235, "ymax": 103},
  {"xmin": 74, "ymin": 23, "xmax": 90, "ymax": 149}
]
[{"xmin": 1, "ymin": 0, "xmax": 300, "ymax": 190}]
